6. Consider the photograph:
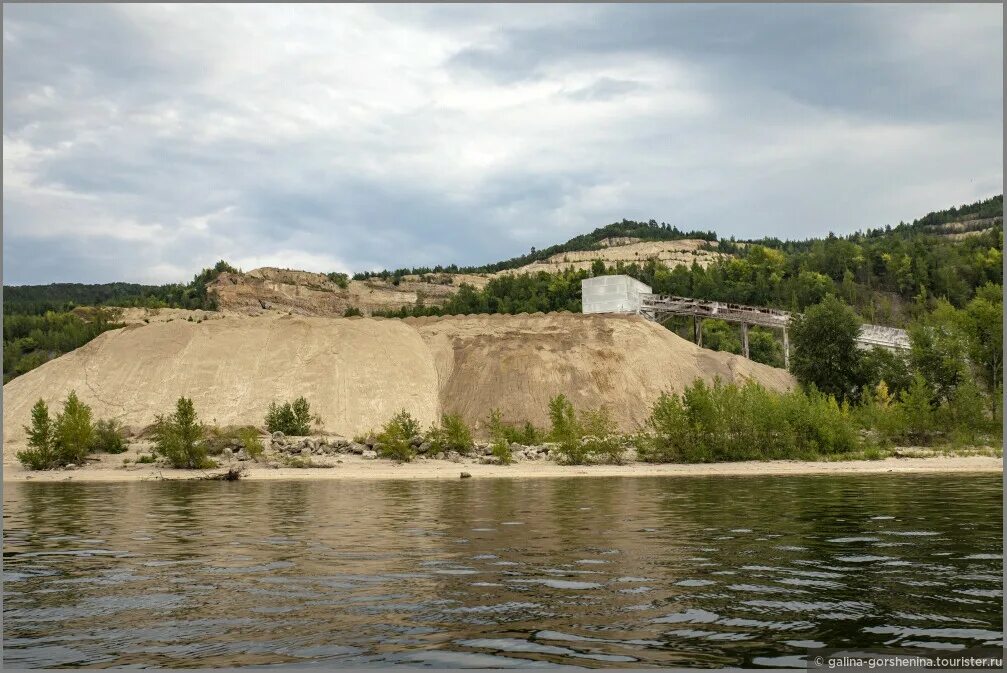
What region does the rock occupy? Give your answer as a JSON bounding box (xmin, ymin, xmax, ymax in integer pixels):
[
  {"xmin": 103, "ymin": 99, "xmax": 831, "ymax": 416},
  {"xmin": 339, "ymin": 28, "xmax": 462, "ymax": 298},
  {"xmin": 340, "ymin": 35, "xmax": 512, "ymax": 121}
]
[
  {"xmin": 272, "ymin": 431, "xmax": 285, "ymax": 440},
  {"xmin": 231, "ymin": 445, "xmax": 242, "ymax": 453},
  {"xmin": 329, "ymin": 436, "xmax": 350, "ymax": 449},
  {"xmin": 409, "ymin": 435, "xmax": 424, "ymax": 447},
  {"xmin": 417, "ymin": 441, "xmax": 432, "ymax": 454},
  {"xmin": 460, "ymin": 472, "xmax": 472, "ymax": 479},
  {"xmin": 236, "ymin": 449, "xmax": 250, "ymax": 461},
  {"xmin": 348, "ymin": 443, "xmax": 366, "ymax": 455},
  {"xmin": 65, "ymin": 464, "xmax": 76, "ymax": 469},
  {"xmin": 362, "ymin": 449, "xmax": 377, "ymax": 460},
  {"xmin": 444, "ymin": 451, "xmax": 463, "ymax": 463},
  {"xmin": 300, "ymin": 447, "xmax": 311, "ymax": 457}
]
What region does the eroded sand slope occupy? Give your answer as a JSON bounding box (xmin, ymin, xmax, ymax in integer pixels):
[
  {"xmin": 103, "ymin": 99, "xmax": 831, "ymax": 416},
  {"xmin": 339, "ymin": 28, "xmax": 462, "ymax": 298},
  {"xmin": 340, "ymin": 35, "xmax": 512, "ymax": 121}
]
[{"xmin": 2, "ymin": 313, "xmax": 794, "ymax": 452}]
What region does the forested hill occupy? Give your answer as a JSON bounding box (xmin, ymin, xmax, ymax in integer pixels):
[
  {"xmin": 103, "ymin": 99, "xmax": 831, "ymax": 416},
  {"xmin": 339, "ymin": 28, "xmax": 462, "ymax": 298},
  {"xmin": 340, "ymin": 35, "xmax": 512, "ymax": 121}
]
[{"xmin": 3, "ymin": 194, "xmax": 1002, "ymax": 382}]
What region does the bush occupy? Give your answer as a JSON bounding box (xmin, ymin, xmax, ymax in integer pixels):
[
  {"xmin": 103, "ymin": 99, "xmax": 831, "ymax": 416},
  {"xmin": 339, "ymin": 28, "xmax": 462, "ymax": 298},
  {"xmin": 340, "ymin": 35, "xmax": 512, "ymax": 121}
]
[
  {"xmin": 639, "ymin": 379, "xmax": 859, "ymax": 463},
  {"xmin": 428, "ymin": 413, "xmax": 474, "ymax": 455},
  {"xmin": 18, "ymin": 392, "xmax": 103, "ymax": 469},
  {"xmin": 265, "ymin": 397, "xmax": 314, "ymax": 435},
  {"xmin": 548, "ymin": 395, "xmax": 625, "ymax": 465},
  {"xmin": 578, "ymin": 407, "xmax": 624, "ymax": 465},
  {"xmin": 54, "ymin": 390, "xmax": 93, "ymax": 465},
  {"xmin": 152, "ymin": 397, "xmax": 213, "ymax": 469},
  {"xmin": 343, "ymin": 307, "xmax": 363, "ymax": 317},
  {"xmin": 237, "ymin": 427, "xmax": 265, "ymax": 461},
  {"xmin": 17, "ymin": 399, "xmax": 58, "ymax": 470},
  {"xmin": 90, "ymin": 419, "xmax": 128, "ymax": 454},
  {"xmin": 487, "ymin": 409, "xmax": 512, "ymax": 465},
  {"xmin": 136, "ymin": 454, "xmax": 157, "ymax": 464},
  {"xmin": 377, "ymin": 410, "xmax": 420, "ymax": 461}
]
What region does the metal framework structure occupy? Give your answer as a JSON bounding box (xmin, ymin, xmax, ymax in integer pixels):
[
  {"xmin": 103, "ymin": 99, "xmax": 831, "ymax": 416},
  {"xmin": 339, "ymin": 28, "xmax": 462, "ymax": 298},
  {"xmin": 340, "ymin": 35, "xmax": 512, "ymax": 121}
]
[{"xmin": 637, "ymin": 294, "xmax": 909, "ymax": 369}]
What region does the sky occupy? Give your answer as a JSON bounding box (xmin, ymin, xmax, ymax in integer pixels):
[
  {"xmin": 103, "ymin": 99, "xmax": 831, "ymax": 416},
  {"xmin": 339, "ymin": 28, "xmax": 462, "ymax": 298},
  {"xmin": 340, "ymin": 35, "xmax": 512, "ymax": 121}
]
[{"xmin": 3, "ymin": 3, "xmax": 1002, "ymax": 285}]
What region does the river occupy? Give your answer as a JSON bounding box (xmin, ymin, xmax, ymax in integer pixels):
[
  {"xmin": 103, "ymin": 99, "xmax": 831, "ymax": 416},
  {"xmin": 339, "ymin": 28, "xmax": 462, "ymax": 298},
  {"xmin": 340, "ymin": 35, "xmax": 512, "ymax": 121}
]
[{"xmin": 3, "ymin": 474, "xmax": 1002, "ymax": 668}]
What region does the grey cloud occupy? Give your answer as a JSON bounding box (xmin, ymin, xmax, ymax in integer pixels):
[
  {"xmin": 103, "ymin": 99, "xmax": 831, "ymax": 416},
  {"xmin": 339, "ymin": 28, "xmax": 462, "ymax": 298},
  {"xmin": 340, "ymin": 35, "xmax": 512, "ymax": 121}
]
[{"xmin": 2, "ymin": 3, "xmax": 1001, "ymax": 285}]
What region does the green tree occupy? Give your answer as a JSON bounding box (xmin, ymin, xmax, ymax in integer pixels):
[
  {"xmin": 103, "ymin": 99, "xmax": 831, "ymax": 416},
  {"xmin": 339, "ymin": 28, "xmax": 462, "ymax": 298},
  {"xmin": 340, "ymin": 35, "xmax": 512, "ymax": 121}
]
[
  {"xmin": 17, "ymin": 399, "xmax": 58, "ymax": 470},
  {"xmin": 789, "ymin": 295, "xmax": 864, "ymax": 401},
  {"xmin": 265, "ymin": 397, "xmax": 314, "ymax": 435},
  {"xmin": 908, "ymin": 300, "xmax": 969, "ymax": 405},
  {"xmin": 153, "ymin": 397, "xmax": 212, "ymax": 468},
  {"xmin": 54, "ymin": 390, "xmax": 93, "ymax": 465}
]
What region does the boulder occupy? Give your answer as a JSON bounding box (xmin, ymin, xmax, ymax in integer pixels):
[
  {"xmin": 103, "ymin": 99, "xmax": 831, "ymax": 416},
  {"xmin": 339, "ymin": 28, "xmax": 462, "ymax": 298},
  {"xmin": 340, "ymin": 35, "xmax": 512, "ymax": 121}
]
[
  {"xmin": 271, "ymin": 431, "xmax": 285, "ymax": 440},
  {"xmin": 236, "ymin": 449, "xmax": 250, "ymax": 461},
  {"xmin": 361, "ymin": 449, "xmax": 377, "ymax": 460},
  {"xmin": 409, "ymin": 435, "xmax": 424, "ymax": 447},
  {"xmin": 416, "ymin": 442, "xmax": 432, "ymax": 455},
  {"xmin": 348, "ymin": 443, "xmax": 366, "ymax": 455}
]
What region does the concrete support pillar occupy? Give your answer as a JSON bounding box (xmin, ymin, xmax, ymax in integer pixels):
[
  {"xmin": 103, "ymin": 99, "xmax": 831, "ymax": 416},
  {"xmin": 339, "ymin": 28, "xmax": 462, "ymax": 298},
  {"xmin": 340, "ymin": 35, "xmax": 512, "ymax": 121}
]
[
  {"xmin": 783, "ymin": 327, "xmax": 790, "ymax": 370},
  {"xmin": 741, "ymin": 322, "xmax": 749, "ymax": 359}
]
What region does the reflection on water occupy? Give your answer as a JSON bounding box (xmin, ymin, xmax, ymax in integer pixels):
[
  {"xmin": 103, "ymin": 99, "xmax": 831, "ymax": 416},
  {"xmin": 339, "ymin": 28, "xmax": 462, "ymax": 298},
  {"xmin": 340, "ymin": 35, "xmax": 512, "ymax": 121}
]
[{"xmin": 3, "ymin": 474, "xmax": 1003, "ymax": 668}]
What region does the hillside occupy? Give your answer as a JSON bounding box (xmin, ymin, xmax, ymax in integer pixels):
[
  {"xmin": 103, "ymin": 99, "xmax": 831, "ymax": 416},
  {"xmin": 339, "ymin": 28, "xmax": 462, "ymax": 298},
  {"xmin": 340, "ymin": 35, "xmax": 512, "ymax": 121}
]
[
  {"xmin": 207, "ymin": 238, "xmax": 720, "ymax": 317},
  {"xmin": 2, "ymin": 313, "xmax": 794, "ymax": 459},
  {"xmin": 3, "ymin": 196, "xmax": 1001, "ymax": 382}
]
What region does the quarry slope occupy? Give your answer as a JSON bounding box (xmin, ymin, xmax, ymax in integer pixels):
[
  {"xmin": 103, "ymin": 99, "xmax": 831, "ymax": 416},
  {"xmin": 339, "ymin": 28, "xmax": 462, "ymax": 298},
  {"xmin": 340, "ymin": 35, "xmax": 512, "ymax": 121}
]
[
  {"xmin": 208, "ymin": 239, "xmax": 724, "ymax": 317},
  {"xmin": 2, "ymin": 313, "xmax": 794, "ymax": 456}
]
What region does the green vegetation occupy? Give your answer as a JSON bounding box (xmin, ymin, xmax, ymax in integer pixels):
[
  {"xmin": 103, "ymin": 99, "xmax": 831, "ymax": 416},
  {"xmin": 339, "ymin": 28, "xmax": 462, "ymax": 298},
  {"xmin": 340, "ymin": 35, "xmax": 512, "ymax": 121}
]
[
  {"xmin": 326, "ymin": 272, "xmax": 349, "ymax": 289},
  {"xmin": 265, "ymin": 397, "xmax": 314, "ymax": 435},
  {"xmin": 640, "ymin": 380, "xmax": 854, "ymax": 462},
  {"xmin": 90, "ymin": 419, "xmax": 127, "ymax": 454},
  {"xmin": 238, "ymin": 427, "xmax": 265, "ymax": 462},
  {"xmin": 486, "ymin": 409, "xmax": 514, "ymax": 464},
  {"xmin": 17, "ymin": 400, "xmax": 59, "ymax": 470},
  {"xmin": 17, "ymin": 392, "xmax": 127, "ymax": 469},
  {"xmin": 427, "ymin": 413, "xmax": 475, "ymax": 455},
  {"xmin": 377, "ymin": 410, "xmax": 421, "ymax": 461},
  {"xmin": 638, "ymin": 372, "xmax": 1000, "ymax": 464},
  {"xmin": 152, "ymin": 397, "xmax": 214, "ymax": 469},
  {"xmin": 789, "ymin": 295, "xmax": 864, "ymax": 401},
  {"xmin": 3, "ymin": 308, "xmax": 125, "ymax": 383},
  {"xmin": 355, "ymin": 219, "xmax": 717, "ymax": 281},
  {"xmin": 343, "ymin": 307, "xmax": 363, "ymax": 317},
  {"xmin": 548, "ymin": 394, "xmax": 625, "ymax": 465},
  {"xmin": 3, "ymin": 261, "xmax": 238, "ymax": 382}
]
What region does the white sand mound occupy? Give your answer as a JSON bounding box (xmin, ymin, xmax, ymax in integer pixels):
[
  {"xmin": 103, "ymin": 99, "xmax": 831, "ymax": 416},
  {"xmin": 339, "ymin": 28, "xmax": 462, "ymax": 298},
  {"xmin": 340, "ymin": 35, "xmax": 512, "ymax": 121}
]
[{"xmin": 2, "ymin": 313, "xmax": 794, "ymax": 457}]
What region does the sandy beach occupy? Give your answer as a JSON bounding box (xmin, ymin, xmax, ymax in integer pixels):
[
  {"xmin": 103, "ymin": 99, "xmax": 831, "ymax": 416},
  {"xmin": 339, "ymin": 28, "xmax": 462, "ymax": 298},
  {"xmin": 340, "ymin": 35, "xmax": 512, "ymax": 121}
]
[{"xmin": 3, "ymin": 452, "xmax": 1001, "ymax": 483}]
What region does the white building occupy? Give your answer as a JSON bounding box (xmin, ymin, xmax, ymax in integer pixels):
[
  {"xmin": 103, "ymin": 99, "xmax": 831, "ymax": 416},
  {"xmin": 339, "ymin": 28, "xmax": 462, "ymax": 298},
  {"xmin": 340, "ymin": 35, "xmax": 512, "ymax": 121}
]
[{"xmin": 581, "ymin": 275, "xmax": 652, "ymax": 315}]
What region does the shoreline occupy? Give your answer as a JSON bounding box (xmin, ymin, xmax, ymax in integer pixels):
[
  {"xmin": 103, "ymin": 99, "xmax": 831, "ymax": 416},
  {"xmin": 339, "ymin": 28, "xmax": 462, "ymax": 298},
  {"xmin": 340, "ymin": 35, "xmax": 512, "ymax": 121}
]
[{"xmin": 3, "ymin": 455, "xmax": 1001, "ymax": 483}]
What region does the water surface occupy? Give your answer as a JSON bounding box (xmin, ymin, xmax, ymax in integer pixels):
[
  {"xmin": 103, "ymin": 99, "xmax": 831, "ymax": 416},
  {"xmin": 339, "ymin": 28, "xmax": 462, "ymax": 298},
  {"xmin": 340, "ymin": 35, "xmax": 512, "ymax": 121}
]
[{"xmin": 3, "ymin": 474, "xmax": 1002, "ymax": 668}]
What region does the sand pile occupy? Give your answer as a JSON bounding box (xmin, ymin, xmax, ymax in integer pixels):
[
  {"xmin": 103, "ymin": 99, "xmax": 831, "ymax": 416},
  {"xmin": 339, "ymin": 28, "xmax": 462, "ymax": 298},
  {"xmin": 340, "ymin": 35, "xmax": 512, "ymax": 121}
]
[{"xmin": 2, "ymin": 313, "xmax": 793, "ymax": 455}]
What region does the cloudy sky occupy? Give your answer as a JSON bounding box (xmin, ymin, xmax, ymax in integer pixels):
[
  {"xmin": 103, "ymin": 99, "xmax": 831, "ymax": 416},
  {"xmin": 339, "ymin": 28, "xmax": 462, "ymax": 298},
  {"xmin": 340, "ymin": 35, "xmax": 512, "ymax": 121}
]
[{"xmin": 3, "ymin": 3, "xmax": 1002, "ymax": 285}]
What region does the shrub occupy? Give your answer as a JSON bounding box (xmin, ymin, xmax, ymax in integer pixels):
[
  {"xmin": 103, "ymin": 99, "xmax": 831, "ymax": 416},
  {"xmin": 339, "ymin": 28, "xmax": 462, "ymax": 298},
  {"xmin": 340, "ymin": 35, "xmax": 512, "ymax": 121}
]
[
  {"xmin": 487, "ymin": 409, "xmax": 512, "ymax": 464},
  {"xmin": 343, "ymin": 307, "xmax": 363, "ymax": 317},
  {"xmin": 377, "ymin": 410, "xmax": 420, "ymax": 461},
  {"xmin": 327, "ymin": 272, "xmax": 350, "ymax": 289},
  {"xmin": 265, "ymin": 397, "xmax": 314, "ymax": 435},
  {"xmin": 90, "ymin": 419, "xmax": 128, "ymax": 454},
  {"xmin": 578, "ymin": 407, "xmax": 624, "ymax": 464},
  {"xmin": 548, "ymin": 395, "xmax": 625, "ymax": 465},
  {"xmin": 17, "ymin": 399, "xmax": 58, "ymax": 470},
  {"xmin": 237, "ymin": 427, "xmax": 265, "ymax": 461},
  {"xmin": 428, "ymin": 413, "xmax": 474, "ymax": 455},
  {"xmin": 136, "ymin": 454, "xmax": 157, "ymax": 464},
  {"xmin": 639, "ymin": 379, "xmax": 860, "ymax": 463},
  {"xmin": 152, "ymin": 397, "xmax": 213, "ymax": 469},
  {"xmin": 54, "ymin": 390, "xmax": 93, "ymax": 465}
]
